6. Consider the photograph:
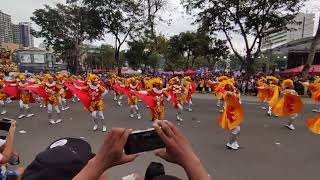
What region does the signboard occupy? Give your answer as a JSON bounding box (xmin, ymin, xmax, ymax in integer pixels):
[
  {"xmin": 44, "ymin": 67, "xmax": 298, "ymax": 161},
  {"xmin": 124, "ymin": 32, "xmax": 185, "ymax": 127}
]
[
  {"xmin": 34, "ymin": 54, "xmax": 45, "ymax": 63},
  {"xmin": 20, "ymin": 54, "xmax": 31, "ymax": 63}
]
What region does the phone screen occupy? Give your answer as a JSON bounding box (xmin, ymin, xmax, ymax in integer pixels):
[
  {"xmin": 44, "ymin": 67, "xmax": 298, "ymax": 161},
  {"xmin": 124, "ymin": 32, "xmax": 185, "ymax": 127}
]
[
  {"xmin": 0, "ymin": 119, "xmax": 12, "ymax": 132},
  {"xmin": 124, "ymin": 129, "xmax": 165, "ymax": 155}
]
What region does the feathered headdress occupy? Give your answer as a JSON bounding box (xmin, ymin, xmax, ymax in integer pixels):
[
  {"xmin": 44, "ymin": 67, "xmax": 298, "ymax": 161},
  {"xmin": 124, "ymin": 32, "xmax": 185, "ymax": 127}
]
[
  {"xmin": 217, "ymin": 76, "xmax": 228, "ymax": 82},
  {"xmin": 266, "ymin": 76, "xmax": 279, "ymax": 84},
  {"xmin": 150, "ymin": 78, "xmax": 163, "ymax": 87},
  {"xmin": 183, "ymin": 76, "xmax": 191, "ymax": 82},
  {"xmin": 86, "ymin": 74, "xmax": 99, "ymax": 82},
  {"xmin": 281, "ymin": 79, "xmax": 294, "ymax": 89}
]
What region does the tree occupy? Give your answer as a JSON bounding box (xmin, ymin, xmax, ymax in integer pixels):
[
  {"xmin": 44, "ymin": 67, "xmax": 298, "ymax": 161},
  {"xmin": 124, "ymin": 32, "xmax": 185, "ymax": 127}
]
[
  {"xmin": 31, "ymin": 3, "xmax": 104, "ymax": 73},
  {"xmin": 165, "ymin": 31, "xmax": 229, "ymax": 70},
  {"xmin": 302, "ymin": 17, "xmax": 320, "ymax": 77},
  {"xmin": 125, "ymin": 40, "xmax": 148, "ymax": 71},
  {"xmin": 183, "ymin": 0, "xmax": 304, "ymax": 75},
  {"xmin": 84, "ymin": 0, "xmax": 144, "ymax": 75},
  {"xmin": 144, "ymin": 0, "xmax": 167, "ymax": 51}
]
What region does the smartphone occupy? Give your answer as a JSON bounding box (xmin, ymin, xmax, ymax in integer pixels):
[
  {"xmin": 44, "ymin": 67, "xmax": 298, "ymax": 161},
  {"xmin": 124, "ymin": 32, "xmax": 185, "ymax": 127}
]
[
  {"xmin": 0, "ymin": 118, "xmax": 12, "ymax": 131},
  {"xmin": 124, "ymin": 128, "xmax": 165, "ymax": 155}
]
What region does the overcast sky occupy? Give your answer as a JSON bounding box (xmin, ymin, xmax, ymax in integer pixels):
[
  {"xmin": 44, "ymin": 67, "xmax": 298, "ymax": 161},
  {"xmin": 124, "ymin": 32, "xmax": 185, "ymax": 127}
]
[{"xmin": 1, "ymin": 0, "xmax": 319, "ymax": 52}]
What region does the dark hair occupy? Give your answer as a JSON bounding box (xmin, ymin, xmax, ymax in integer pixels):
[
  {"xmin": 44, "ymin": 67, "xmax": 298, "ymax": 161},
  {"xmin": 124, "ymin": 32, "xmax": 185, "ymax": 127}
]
[{"xmin": 145, "ymin": 162, "xmax": 165, "ymax": 180}]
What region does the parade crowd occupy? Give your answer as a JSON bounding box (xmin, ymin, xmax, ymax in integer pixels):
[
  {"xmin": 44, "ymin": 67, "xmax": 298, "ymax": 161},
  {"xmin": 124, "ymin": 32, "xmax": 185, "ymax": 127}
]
[{"xmin": 0, "ymin": 70, "xmax": 319, "ymax": 179}]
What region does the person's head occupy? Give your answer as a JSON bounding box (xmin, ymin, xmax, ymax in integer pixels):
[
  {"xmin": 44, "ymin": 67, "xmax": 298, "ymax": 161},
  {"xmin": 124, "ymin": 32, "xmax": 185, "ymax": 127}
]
[
  {"xmin": 48, "ymin": 77, "xmax": 54, "ymax": 84},
  {"xmin": 22, "ymin": 138, "xmax": 95, "ymax": 180}
]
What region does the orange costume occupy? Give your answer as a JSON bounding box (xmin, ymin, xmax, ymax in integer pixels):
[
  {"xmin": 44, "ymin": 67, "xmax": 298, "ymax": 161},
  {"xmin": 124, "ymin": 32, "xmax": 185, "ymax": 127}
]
[
  {"xmin": 147, "ymin": 78, "xmax": 170, "ymax": 121},
  {"xmin": 126, "ymin": 77, "xmax": 141, "ymax": 119},
  {"xmin": 217, "ymin": 80, "xmax": 243, "ymax": 151},
  {"xmin": 16, "ymin": 74, "xmax": 35, "ymax": 119},
  {"xmin": 168, "ymin": 77, "xmax": 185, "ymax": 121},
  {"xmin": 272, "ymin": 79, "xmax": 303, "ymax": 130},
  {"xmin": 305, "ymin": 114, "xmax": 320, "ymax": 134},
  {"xmin": 265, "ymin": 76, "xmax": 280, "ymax": 116},
  {"xmin": 75, "ymin": 74, "xmax": 107, "ymax": 132}
]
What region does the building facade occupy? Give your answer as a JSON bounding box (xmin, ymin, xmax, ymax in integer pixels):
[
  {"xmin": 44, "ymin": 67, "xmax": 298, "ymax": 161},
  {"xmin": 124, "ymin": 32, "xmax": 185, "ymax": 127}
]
[
  {"xmin": 0, "ymin": 11, "xmax": 34, "ymax": 47},
  {"xmin": 14, "ymin": 48, "xmax": 67, "ymax": 72},
  {"xmin": 262, "ymin": 13, "xmax": 315, "ymax": 50},
  {"xmin": 19, "ymin": 22, "xmax": 34, "ymax": 47},
  {"xmin": 0, "ymin": 11, "xmax": 13, "ymax": 44},
  {"xmin": 11, "ymin": 23, "xmax": 20, "ymax": 44}
]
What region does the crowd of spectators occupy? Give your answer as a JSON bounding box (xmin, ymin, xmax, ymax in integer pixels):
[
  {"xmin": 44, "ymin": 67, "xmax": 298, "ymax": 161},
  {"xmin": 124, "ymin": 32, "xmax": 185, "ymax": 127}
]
[{"xmin": 0, "ymin": 120, "xmax": 210, "ymax": 180}]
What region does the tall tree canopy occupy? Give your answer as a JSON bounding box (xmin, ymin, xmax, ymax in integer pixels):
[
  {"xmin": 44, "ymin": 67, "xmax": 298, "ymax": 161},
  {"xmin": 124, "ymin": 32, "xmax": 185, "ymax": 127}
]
[
  {"xmin": 182, "ymin": 0, "xmax": 305, "ymax": 75},
  {"xmin": 84, "ymin": 0, "xmax": 144, "ymax": 75},
  {"xmin": 31, "ymin": 3, "xmax": 104, "ymax": 73}
]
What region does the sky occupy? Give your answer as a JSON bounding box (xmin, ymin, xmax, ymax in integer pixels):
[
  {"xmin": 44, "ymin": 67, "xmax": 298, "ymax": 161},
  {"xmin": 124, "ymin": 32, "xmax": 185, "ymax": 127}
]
[{"xmin": 1, "ymin": 0, "xmax": 319, "ymax": 52}]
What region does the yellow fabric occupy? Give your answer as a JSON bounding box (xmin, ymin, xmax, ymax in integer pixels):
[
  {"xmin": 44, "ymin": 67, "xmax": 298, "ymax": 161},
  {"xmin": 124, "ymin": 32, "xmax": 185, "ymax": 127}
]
[
  {"xmin": 272, "ymin": 90, "xmax": 303, "ymax": 117},
  {"xmin": 305, "ymin": 83, "xmax": 320, "ymax": 102},
  {"xmin": 256, "ymin": 80, "xmax": 268, "ymax": 102},
  {"xmin": 128, "ymin": 96, "xmax": 138, "ymax": 105},
  {"xmin": 305, "ymin": 115, "xmax": 320, "ymax": 135},
  {"xmin": 266, "ymin": 76, "xmax": 279, "ymax": 83},
  {"xmin": 47, "ymin": 95, "xmax": 60, "ymax": 106},
  {"xmin": 87, "ymin": 99, "xmax": 105, "ymax": 112},
  {"xmin": 281, "ymin": 79, "xmax": 294, "ymax": 89},
  {"xmin": 0, "ymin": 92, "xmax": 7, "ymax": 101},
  {"xmin": 20, "ymin": 92, "xmax": 32, "ymax": 104},
  {"xmin": 218, "ymin": 93, "xmax": 244, "ymax": 130},
  {"xmin": 151, "ymin": 105, "xmax": 164, "ymax": 121},
  {"xmin": 267, "ymin": 85, "xmax": 279, "ymax": 107}
]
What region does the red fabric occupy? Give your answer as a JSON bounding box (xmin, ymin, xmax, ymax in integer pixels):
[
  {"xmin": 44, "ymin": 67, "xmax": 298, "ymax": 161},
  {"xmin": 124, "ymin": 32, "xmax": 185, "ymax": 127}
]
[
  {"xmin": 2, "ymin": 81, "xmax": 19, "ymax": 98},
  {"xmin": 186, "ymin": 82, "xmax": 196, "ymax": 101},
  {"xmin": 113, "ymin": 84, "xmax": 129, "ymax": 96},
  {"xmin": 65, "ymin": 83, "xmax": 90, "ymax": 109},
  {"xmin": 167, "ymin": 90, "xmax": 177, "ymax": 108},
  {"xmin": 21, "ymin": 86, "xmax": 48, "ymax": 100},
  {"xmin": 281, "ymin": 65, "xmax": 320, "ymax": 76},
  {"xmin": 72, "ymin": 80, "xmax": 85, "ymax": 87},
  {"xmin": 132, "ymin": 91, "xmax": 155, "ymax": 108},
  {"xmin": 64, "ymin": 89, "xmax": 73, "ymax": 99}
]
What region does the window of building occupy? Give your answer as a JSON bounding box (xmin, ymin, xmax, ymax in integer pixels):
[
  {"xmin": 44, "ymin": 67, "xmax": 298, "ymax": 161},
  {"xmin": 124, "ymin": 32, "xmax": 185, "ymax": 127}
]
[
  {"xmin": 33, "ymin": 54, "xmax": 45, "ymax": 63},
  {"xmin": 19, "ymin": 54, "xmax": 31, "ymax": 63}
]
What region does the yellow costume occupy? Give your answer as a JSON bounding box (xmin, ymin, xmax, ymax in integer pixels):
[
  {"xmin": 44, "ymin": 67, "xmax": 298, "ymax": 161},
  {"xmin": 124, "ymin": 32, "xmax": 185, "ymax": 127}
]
[
  {"xmin": 272, "ymin": 80, "xmax": 303, "ymax": 117},
  {"xmin": 305, "ymin": 115, "xmax": 320, "ymax": 134}
]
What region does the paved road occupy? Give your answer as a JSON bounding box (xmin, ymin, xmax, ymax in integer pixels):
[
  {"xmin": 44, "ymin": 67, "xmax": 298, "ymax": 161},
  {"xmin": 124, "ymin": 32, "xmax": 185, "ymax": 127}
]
[{"xmin": 4, "ymin": 94, "xmax": 320, "ymax": 180}]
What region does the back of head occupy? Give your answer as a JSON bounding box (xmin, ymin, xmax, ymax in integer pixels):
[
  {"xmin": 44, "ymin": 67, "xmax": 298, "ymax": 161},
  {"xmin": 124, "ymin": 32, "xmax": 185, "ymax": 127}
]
[{"xmin": 145, "ymin": 162, "xmax": 165, "ymax": 180}]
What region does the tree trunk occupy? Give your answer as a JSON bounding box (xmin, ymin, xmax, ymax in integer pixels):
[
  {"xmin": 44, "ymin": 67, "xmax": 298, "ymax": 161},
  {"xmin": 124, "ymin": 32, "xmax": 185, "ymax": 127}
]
[
  {"xmin": 245, "ymin": 54, "xmax": 255, "ymax": 77},
  {"xmin": 302, "ymin": 17, "xmax": 320, "ymax": 78},
  {"xmin": 115, "ymin": 49, "xmax": 121, "ymax": 76},
  {"xmin": 186, "ymin": 52, "xmax": 190, "ymax": 69}
]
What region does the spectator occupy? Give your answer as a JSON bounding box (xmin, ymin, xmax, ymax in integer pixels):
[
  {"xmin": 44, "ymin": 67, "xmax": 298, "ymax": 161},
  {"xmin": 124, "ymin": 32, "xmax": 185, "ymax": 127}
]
[
  {"xmin": 241, "ymin": 80, "xmax": 247, "ymax": 95},
  {"xmin": 73, "ymin": 121, "xmax": 210, "ymax": 180},
  {"xmin": 0, "ymin": 120, "xmax": 24, "ymax": 180}
]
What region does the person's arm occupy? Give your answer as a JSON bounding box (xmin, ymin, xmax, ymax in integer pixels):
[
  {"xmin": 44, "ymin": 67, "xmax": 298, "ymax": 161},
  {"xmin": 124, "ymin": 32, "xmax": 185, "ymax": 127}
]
[
  {"xmin": 73, "ymin": 128, "xmax": 139, "ymax": 180},
  {"xmin": 0, "ymin": 120, "xmax": 16, "ymax": 164},
  {"xmin": 153, "ymin": 121, "xmax": 211, "ymax": 180}
]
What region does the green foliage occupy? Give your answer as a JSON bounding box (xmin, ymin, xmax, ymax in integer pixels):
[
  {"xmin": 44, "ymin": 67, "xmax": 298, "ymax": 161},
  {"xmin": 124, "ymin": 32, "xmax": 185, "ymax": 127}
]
[
  {"xmin": 84, "ymin": 0, "xmax": 144, "ymax": 74},
  {"xmin": 182, "ymin": 0, "xmax": 305, "ymax": 74},
  {"xmin": 125, "ymin": 40, "xmax": 148, "ymax": 70},
  {"xmin": 83, "ymin": 44, "xmax": 116, "ymax": 72},
  {"xmin": 31, "ymin": 3, "xmax": 104, "ymax": 73}
]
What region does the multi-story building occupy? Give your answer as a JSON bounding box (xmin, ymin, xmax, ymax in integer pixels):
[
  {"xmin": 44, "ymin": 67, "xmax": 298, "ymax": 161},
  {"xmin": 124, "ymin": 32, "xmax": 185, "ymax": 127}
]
[
  {"xmin": 262, "ymin": 13, "xmax": 315, "ymax": 50},
  {"xmin": 0, "ymin": 10, "xmax": 13, "ymax": 45},
  {"xmin": 11, "ymin": 23, "xmax": 20, "ymax": 44},
  {"xmin": 19, "ymin": 22, "xmax": 34, "ymax": 47},
  {"xmin": 0, "ymin": 10, "xmax": 34, "ymax": 47}
]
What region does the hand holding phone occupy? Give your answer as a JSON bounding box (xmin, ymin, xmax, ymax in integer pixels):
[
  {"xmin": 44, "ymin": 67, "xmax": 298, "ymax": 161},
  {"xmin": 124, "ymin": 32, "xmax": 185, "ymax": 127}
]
[
  {"xmin": 124, "ymin": 128, "xmax": 165, "ymax": 155},
  {"xmin": 0, "ymin": 118, "xmax": 13, "ymax": 132}
]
